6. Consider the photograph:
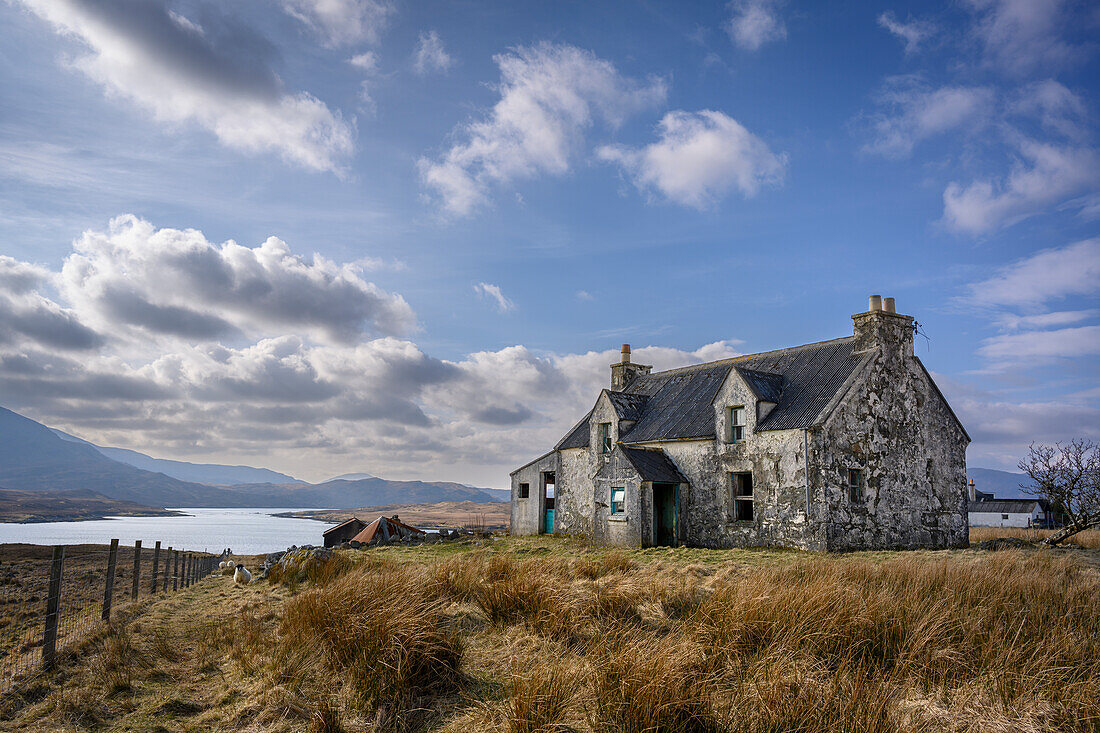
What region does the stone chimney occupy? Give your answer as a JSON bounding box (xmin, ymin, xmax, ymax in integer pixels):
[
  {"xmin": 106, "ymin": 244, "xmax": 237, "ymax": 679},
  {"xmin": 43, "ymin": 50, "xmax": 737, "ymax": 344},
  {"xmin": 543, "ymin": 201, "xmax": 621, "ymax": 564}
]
[
  {"xmin": 853, "ymin": 294, "xmax": 914, "ymax": 359},
  {"xmin": 610, "ymin": 344, "xmax": 652, "ymax": 390},
  {"xmin": 967, "ymin": 479, "xmax": 976, "ymax": 504}
]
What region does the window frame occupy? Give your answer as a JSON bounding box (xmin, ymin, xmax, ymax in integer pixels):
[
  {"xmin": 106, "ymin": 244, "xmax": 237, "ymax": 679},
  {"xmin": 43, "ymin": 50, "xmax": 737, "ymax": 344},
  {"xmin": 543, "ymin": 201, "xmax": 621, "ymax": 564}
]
[
  {"xmin": 518, "ymin": 482, "xmax": 530, "ymax": 499},
  {"xmin": 847, "ymin": 468, "xmax": 864, "ymax": 503},
  {"xmin": 598, "ymin": 422, "xmax": 613, "ymax": 454},
  {"xmin": 727, "ymin": 406, "xmax": 746, "ymax": 443},
  {"xmin": 730, "ymin": 471, "xmax": 754, "ymax": 522},
  {"xmin": 610, "ymin": 487, "xmax": 625, "ymax": 515}
]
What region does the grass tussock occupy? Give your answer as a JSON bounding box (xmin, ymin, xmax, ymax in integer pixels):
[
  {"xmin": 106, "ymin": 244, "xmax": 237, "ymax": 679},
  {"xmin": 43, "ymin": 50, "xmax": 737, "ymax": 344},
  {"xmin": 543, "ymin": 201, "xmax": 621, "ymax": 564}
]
[
  {"xmin": 500, "ymin": 661, "xmax": 578, "ymax": 733},
  {"xmin": 277, "ymin": 561, "xmax": 462, "ymax": 727}
]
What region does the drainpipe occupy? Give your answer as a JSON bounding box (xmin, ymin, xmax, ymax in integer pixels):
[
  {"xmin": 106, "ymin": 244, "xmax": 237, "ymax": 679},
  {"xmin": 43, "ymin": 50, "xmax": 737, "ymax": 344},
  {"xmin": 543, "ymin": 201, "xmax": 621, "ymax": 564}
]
[{"xmin": 804, "ymin": 429, "xmax": 812, "ymax": 520}]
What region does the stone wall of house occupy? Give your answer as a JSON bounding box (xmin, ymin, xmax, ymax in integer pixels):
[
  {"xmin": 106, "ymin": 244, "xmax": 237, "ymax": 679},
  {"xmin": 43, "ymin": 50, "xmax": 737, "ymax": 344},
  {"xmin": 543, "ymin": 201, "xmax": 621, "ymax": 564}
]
[
  {"xmin": 816, "ymin": 312, "xmax": 969, "ymax": 551},
  {"xmin": 591, "ymin": 450, "xmax": 649, "ymax": 546},
  {"xmin": 509, "ymin": 451, "xmax": 559, "ymax": 536}
]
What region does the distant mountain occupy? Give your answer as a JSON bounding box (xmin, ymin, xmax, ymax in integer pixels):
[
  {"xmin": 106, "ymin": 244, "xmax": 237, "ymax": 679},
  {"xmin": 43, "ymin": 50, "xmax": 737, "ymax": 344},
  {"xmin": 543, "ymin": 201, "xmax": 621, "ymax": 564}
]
[
  {"xmin": 481, "ymin": 488, "xmax": 511, "ymax": 502},
  {"xmin": 51, "ymin": 429, "xmax": 300, "ymax": 485},
  {"xmin": 0, "ymin": 407, "xmax": 499, "ymax": 511},
  {"xmin": 324, "ymin": 472, "xmax": 375, "ymax": 482},
  {"xmin": 968, "ymin": 467, "xmax": 1037, "ymax": 500}
]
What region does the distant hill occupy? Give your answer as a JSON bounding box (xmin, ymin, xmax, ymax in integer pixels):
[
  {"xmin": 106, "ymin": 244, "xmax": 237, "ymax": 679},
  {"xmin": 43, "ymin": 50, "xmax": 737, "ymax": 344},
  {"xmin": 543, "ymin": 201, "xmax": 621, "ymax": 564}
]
[
  {"xmin": 51, "ymin": 429, "xmax": 300, "ymax": 485},
  {"xmin": 0, "ymin": 407, "xmax": 499, "ymax": 512},
  {"xmin": 324, "ymin": 472, "xmax": 376, "ymax": 482},
  {"xmin": 481, "ymin": 488, "xmax": 511, "ymax": 502},
  {"xmin": 0, "ymin": 487, "xmax": 183, "ymax": 523},
  {"xmin": 968, "ymin": 467, "xmax": 1037, "ymax": 500}
]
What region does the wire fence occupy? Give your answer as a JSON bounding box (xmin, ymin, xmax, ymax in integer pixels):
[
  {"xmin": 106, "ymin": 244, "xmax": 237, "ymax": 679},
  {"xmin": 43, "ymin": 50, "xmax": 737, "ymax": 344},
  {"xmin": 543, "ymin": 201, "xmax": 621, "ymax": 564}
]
[{"xmin": 0, "ymin": 540, "xmax": 222, "ymax": 702}]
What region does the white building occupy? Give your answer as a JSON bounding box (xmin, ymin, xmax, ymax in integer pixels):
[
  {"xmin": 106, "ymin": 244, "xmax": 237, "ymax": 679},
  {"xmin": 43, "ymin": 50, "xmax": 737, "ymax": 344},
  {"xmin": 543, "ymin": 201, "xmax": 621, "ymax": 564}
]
[{"xmin": 968, "ymin": 499, "xmax": 1048, "ymax": 528}]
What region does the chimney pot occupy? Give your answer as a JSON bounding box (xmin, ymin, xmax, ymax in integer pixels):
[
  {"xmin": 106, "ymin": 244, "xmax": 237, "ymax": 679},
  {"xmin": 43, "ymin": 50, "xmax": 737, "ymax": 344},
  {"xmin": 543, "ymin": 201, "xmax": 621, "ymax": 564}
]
[
  {"xmin": 883, "ymin": 297, "xmax": 895, "ymax": 313},
  {"xmin": 621, "ymin": 344, "xmax": 631, "ymax": 363},
  {"xmin": 868, "ymin": 295, "xmax": 882, "ymax": 312}
]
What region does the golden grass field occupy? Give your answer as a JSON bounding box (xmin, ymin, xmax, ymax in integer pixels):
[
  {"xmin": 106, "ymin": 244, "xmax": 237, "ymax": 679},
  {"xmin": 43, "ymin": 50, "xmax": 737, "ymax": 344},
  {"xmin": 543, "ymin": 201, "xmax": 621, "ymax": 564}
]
[{"xmin": 1, "ymin": 533, "xmax": 1097, "ymax": 733}]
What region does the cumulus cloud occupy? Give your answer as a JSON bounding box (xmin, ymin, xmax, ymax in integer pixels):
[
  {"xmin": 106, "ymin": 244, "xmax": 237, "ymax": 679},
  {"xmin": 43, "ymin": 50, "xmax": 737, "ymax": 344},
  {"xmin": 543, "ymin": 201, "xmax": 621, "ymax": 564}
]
[
  {"xmin": 474, "ymin": 283, "xmax": 515, "ymax": 313},
  {"xmin": 1011, "ymin": 79, "xmax": 1088, "ymax": 139},
  {"xmin": 726, "ymin": 0, "xmax": 786, "ymax": 51},
  {"xmin": 943, "ymin": 139, "xmax": 1100, "ymax": 234},
  {"xmin": 419, "ymin": 43, "xmax": 666, "ymax": 216},
  {"xmin": 599, "ymin": 110, "xmax": 786, "ymax": 208},
  {"xmin": 60, "ymin": 215, "xmax": 416, "ymax": 343},
  {"xmin": 877, "ymin": 12, "xmax": 936, "ymax": 54},
  {"xmin": 978, "ymin": 325, "xmax": 1100, "ymax": 361},
  {"xmin": 0, "ymin": 216, "xmax": 752, "ymax": 484},
  {"xmin": 967, "ymin": 238, "xmax": 1100, "ymax": 307},
  {"xmin": 413, "ymin": 30, "xmax": 453, "ymax": 75},
  {"xmin": 19, "ymin": 0, "xmax": 355, "ymax": 173},
  {"xmin": 965, "ymin": 0, "xmax": 1081, "ymax": 76},
  {"xmin": 863, "ymin": 81, "xmax": 995, "ymax": 159},
  {"xmin": 280, "ymin": 0, "xmax": 393, "ymax": 47}
]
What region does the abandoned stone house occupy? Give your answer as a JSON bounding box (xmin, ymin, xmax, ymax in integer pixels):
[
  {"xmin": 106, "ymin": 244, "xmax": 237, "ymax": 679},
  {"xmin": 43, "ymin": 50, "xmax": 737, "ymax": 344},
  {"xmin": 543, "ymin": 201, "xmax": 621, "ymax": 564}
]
[{"xmin": 510, "ymin": 296, "xmax": 970, "ymax": 551}]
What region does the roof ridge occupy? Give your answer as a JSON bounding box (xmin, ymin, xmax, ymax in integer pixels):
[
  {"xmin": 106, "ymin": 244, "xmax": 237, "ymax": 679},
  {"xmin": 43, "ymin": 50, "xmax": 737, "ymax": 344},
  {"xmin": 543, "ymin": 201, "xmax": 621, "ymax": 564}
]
[{"xmin": 642, "ymin": 335, "xmax": 854, "ymax": 378}]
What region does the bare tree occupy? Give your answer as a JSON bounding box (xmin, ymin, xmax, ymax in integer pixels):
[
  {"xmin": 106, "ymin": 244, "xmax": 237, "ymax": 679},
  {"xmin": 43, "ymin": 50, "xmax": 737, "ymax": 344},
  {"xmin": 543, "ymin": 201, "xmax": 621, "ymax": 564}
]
[{"xmin": 1018, "ymin": 440, "xmax": 1100, "ymax": 546}]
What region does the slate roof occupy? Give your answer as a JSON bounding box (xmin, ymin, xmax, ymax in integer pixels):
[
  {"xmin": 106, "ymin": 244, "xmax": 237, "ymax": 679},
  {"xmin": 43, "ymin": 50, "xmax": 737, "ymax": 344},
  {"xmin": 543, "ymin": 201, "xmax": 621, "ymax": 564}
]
[
  {"xmin": 607, "ymin": 391, "xmax": 649, "ymax": 420},
  {"xmin": 553, "ymin": 336, "xmax": 870, "ymax": 448},
  {"xmin": 968, "ymin": 499, "xmax": 1045, "ymax": 513},
  {"xmin": 619, "ymin": 447, "xmax": 688, "ymax": 483},
  {"xmin": 322, "ymin": 517, "xmax": 366, "ymax": 536}
]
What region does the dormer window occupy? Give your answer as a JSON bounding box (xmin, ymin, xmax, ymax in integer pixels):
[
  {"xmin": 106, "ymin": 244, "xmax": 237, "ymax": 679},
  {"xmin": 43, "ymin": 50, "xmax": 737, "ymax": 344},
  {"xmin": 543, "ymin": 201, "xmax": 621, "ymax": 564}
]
[
  {"xmin": 727, "ymin": 406, "xmax": 746, "ymax": 443},
  {"xmin": 598, "ymin": 422, "xmax": 612, "ymax": 454}
]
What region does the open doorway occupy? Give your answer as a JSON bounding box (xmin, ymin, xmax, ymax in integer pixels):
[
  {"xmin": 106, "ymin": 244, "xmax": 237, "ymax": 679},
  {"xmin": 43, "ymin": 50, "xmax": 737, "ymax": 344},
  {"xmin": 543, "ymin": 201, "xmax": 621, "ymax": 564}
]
[
  {"xmin": 541, "ymin": 471, "xmax": 556, "ymax": 534},
  {"xmin": 652, "ymin": 482, "xmax": 678, "ymax": 546}
]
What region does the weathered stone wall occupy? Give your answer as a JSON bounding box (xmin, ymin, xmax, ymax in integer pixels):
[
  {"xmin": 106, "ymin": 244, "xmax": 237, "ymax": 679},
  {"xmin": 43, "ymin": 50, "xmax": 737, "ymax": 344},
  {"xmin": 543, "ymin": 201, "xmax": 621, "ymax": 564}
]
[
  {"xmin": 592, "ymin": 450, "xmax": 648, "ymax": 546},
  {"xmin": 557, "ymin": 447, "xmax": 597, "ymax": 537},
  {"xmin": 818, "ymin": 314, "xmax": 969, "ymax": 550},
  {"xmin": 509, "ymin": 451, "xmax": 559, "ymax": 536}
]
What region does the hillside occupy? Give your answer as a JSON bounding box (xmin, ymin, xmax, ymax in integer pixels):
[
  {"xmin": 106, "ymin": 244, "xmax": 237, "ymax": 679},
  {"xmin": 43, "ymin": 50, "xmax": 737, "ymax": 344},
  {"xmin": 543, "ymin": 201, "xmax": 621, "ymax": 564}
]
[
  {"xmin": 0, "ymin": 407, "xmax": 500, "ymax": 513},
  {"xmin": 51, "ymin": 430, "xmax": 300, "ymax": 485},
  {"xmin": 0, "ymin": 488, "xmax": 183, "ymax": 523},
  {"xmin": 968, "ymin": 467, "xmax": 1037, "ymax": 499}
]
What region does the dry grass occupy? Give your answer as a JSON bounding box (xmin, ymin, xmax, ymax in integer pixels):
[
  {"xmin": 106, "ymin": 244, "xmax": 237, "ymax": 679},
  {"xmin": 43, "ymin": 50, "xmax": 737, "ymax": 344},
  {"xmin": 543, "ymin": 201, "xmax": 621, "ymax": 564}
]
[
  {"xmin": 969, "ymin": 525, "xmax": 1100, "ymax": 548},
  {"xmin": 3, "ymin": 539, "xmax": 1097, "ymax": 733}
]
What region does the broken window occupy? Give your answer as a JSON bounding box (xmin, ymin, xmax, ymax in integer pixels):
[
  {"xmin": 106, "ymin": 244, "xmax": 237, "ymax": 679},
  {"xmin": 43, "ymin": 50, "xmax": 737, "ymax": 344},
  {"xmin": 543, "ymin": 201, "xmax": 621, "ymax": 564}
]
[
  {"xmin": 728, "ymin": 406, "xmax": 746, "ymax": 443},
  {"xmin": 731, "ymin": 472, "xmax": 753, "ymax": 521},
  {"xmin": 518, "ymin": 482, "xmax": 529, "ymax": 499},
  {"xmin": 610, "ymin": 487, "xmax": 625, "ymax": 515},
  {"xmin": 598, "ymin": 422, "xmax": 612, "ymax": 454},
  {"xmin": 847, "ymin": 469, "xmax": 863, "ymax": 502}
]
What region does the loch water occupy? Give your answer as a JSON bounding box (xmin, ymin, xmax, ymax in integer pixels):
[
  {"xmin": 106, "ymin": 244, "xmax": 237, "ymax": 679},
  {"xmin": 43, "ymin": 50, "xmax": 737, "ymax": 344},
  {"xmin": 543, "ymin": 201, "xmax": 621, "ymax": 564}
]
[{"xmin": 0, "ymin": 508, "xmax": 333, "ymax": 555}]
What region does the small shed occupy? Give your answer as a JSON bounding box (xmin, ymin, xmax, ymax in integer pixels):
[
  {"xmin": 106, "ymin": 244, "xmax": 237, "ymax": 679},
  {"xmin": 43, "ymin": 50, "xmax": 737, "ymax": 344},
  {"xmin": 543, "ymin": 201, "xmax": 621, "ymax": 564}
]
[
  {"xmin": 351, "ymin": 515, "xmax": 426, "ymax": 545},
  {"xmin": 322, "ymin": 517, "xmax": 368, "ymax": 547}
]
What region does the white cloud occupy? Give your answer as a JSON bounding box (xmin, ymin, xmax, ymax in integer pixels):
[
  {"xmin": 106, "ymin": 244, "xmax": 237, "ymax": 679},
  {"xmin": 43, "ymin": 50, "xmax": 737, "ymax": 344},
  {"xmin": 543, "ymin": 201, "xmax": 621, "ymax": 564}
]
[
  {"xmin": 877, "ymin": 12, "xmax": 936, "ymax": 54},
  {"xmin": 413, "ymin": 30, "xmax": 453, "ymax": 75},
  {"xmin": 994, "ymin": 309, "xmax": 1099, "ymax": 331},
  {"xmin": 726, "ymin": 0, "xmax": 786, "ymax": 52},
  {"xmin": 280, "ymin": 0, "xmax": 393, "ymax": 47},
  {"xmin": 419, "ymin": 43, "xmax": 666, "ymax": 216},
  {"xmin": 19, "ymin": 0, "xmax": 355, "ymax": 174},
  {"xmin": 978, "ymin": 325, "xmax": 1100, "ymax": 361},
  {"xmin": 967, "ymin": 238, "xmax": 1100, "ymax": 307},
  {"xmin": 943, "ymin": 138, "xmax": 1100, "ymax": 234},
  {"xmin": 58, "ymin": 215, "xmax": 416, "ymax": 344},
  {"xmin": 863, "ymin": 81, "xmax": 995, "ymax": 159},
  {"xmin": 473, "ymin": 282, "xmax": 515, "ymax": 313},
  {"xmin": 575, "ymin": 290, "xmax": 594, "ymax": 301},
  {"xmin": 348, "ymin": 52, "xmax": 378, "ymax": 72},
  {"xmin": 965, "ymin": 0, "xmax": 1080, "ymax": 76},
  {"xmin": 0, "ymin": 221, "xmax": 749, "ymax": 484},
  {"xmin": 598, "ymin": 110, "xmax": 787, "ymax": 208},
  {"xmin": 1011, "ymin": 79, "xmax": 1088, "ymax": 139}
]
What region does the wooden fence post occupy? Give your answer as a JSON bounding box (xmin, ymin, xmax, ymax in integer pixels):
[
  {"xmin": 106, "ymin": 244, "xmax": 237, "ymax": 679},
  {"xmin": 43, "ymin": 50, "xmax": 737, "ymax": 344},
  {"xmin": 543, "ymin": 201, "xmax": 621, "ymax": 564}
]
[
  {"xmin": 102, "ymin": 539, "xmax": 119, "ymax": 621},
  {"xmin": 42, "ymin": 545, "xmax": 64, "ymax": 670},
  {"xmin": 150, "ymin": 541, "xmax": 160, "ymax": 594},
  {"xmin": 163, "ymin": 547, "xmax": 171, "ymax": 592},
  {"xmin": 131, "ymin": 540, "xmax": 142, "ymax": 600},
  {"xmin": 172, "ymin": 550, "xmax": 179, "ymax": 591},
  {"xmin": 184, "ymin": 554, "xmax": 191, "ymax": 588}
]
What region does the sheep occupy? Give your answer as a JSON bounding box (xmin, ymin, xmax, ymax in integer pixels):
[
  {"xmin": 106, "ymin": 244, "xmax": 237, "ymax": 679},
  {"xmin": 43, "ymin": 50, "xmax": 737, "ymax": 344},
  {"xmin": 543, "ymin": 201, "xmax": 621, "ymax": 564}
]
[
  {"xmin": 233, "ymin": 563, "xmax": 252, "ymax": 585},
  {"xmin": 218, "ymin": 561, "xmax": 226, "ymax": 569}
]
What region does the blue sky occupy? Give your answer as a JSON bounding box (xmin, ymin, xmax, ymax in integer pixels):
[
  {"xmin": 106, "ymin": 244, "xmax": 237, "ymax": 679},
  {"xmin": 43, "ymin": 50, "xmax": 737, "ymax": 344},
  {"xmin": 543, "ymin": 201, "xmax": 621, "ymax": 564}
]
[{"xmin": 0, "ymin": 0, "xmax": 1097, "ymax": 486}]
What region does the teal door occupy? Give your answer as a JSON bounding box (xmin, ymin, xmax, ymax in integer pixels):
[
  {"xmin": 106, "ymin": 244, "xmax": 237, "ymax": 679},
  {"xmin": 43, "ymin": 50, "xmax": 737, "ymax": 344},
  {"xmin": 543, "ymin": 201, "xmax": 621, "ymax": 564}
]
[{"xmin": 544, "ymin": 506, "xmax": 555, "ymax": 534}]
